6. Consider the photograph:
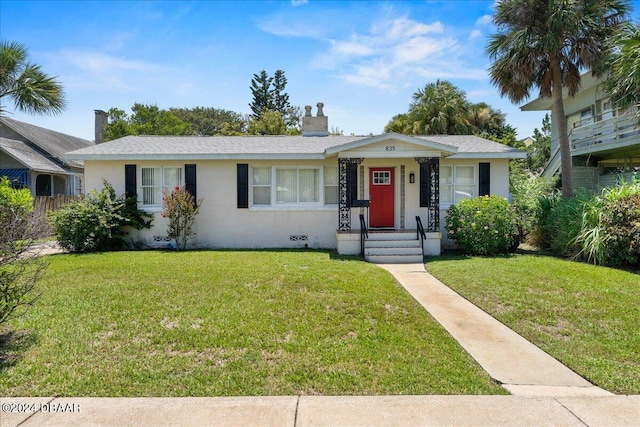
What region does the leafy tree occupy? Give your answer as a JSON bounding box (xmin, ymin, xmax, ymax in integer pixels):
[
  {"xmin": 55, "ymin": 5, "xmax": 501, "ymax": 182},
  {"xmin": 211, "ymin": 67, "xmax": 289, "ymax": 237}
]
[
  {"xmin": 170, "ymin": 106, "xmax": 246, "ymax": 136},
  {"xmin": 605, "ymin": 21, "xmax": 640, "ymax": 125},
  {"xmin": 0, "ymin": 40, "xmax": 66, "ymax": 116},
  {"xmin": 527, "ymin": 113, "xmax": 551, "ymax": 172},
  {"xmin": 486, "ymin": 0, "xmax": 630, "ymax": 198},
  {"xmin": 102, "ymin": 103, "xmax": 192, "ymax": 141},
  {"xmin": 247, "ymin": 109, "xmax": 287, "ymax": 136}
]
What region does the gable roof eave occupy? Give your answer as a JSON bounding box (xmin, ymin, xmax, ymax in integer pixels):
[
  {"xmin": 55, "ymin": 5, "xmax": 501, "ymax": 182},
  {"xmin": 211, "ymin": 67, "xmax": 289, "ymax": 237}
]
[{"xmin": 324, "ymin": 132, "xmax": 458, "ymax": 156}]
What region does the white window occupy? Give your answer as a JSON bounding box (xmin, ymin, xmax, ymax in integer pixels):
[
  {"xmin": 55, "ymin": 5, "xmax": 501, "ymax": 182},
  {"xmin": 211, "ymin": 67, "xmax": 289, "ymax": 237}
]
[
  {"xmin": 372, "ymin": 171, "xmax": 391, "ymax": 185},
  {"xmin": 324, "ymin": 166, "xmax": 338, "ymax": 205},
  {"xmin": 251, "ymin": 166, "xmax": 335, "ymax": 206},
  {"xmin": 440, "ymin": 165, "xmax": 475, "ymax": 205},
  {"xmin": 140, "ymin": 166, "xmax": 182, "ymax": 206}
]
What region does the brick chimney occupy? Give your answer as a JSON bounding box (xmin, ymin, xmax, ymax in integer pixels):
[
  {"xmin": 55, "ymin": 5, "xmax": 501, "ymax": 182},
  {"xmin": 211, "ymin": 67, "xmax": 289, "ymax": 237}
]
[
  {"xmin": 94, "ymin": 109, "xmax": 108, "ymax": 144},
  {"xmin": 302, "ymin": 102, "xmax": 328, "ymax": 137}
]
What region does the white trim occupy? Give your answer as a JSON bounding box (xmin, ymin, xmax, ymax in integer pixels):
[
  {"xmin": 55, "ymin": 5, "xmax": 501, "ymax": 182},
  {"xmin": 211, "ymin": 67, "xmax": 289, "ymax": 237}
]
[
  {"xmin": 325, "ymin": 132, "xmax": 458, "ymax": 155},
  {"xmin": 338, "ymin": 150, "xmax": 443, "ymax": 158},
  {"xmin": 448, "ymin": 152, "xmax": 526, "ymax": 159},
  {"xmin": 251, "ymin": 165, "xmax": 331, "ymax": 208}
]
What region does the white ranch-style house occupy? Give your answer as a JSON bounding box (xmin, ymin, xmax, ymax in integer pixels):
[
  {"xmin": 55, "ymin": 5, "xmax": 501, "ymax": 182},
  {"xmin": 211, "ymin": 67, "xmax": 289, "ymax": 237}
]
[{"xmin": 66, "ymin": 104, "xmax": 525, "ymax": 262}]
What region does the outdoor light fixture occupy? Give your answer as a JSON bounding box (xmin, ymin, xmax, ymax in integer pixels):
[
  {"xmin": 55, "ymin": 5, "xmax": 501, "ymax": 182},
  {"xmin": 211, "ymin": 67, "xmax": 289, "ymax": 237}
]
[{"xmin": 409, "ymin": 172, "xmax": 415, "ymax": 183}]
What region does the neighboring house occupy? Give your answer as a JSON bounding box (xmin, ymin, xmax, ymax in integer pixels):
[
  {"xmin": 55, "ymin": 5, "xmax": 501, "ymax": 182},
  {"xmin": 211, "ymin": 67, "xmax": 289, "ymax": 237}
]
[
  {"xmin": 66, "ymin": 104, "xmax": 525, "ymax": 260},
  {"xmin": 521, "ymin": 71, "xmax": 640, "ymax": 191},
  {"xmin": 0, "ymin": 116, "xmax": 93, "ymax": 195}
]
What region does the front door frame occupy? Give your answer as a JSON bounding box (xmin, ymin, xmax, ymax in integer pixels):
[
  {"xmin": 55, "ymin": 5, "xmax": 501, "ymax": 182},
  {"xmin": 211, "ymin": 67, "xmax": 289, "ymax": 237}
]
[{"xmin": 369, "ymin": 167, "xmax": 395, "ymax": 228}]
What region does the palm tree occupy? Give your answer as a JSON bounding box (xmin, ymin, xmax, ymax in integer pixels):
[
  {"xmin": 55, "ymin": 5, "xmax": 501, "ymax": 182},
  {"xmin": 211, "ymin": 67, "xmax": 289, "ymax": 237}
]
[
  {"xmin": 486, "ymin": 0, "xmax": 629, "ymax": 197},
  {"xmin": 0, "ymin": 40, "xmax": 66, "ymax": 116},
  {"xmin": 409, "ymin": 80, "xmax": 473, "ymax": 135},
  {"xmin": 606, "ymin": 21, "xmax": 640, "ymax": 124}
]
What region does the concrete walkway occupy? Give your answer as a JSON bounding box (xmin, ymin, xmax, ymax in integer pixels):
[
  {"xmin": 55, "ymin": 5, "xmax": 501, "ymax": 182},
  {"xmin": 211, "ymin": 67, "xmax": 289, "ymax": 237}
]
[{"xmin": 378, "ymin": 263, "xmax": 611, "ymax": 397}]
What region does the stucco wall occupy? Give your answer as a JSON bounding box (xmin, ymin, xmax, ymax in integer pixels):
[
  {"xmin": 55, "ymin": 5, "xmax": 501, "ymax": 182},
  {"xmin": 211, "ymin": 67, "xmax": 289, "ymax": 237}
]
[{"xmin": 83, "ymin": 156, "xmax": 512, "ymax": 250}]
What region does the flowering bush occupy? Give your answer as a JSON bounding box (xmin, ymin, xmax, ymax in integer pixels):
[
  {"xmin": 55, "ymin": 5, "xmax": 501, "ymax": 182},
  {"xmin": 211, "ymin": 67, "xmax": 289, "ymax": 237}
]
[
  {"xmin": 162, "ymin": 186, "xmax": 203, "ymax": 250},
  {"xmin": 446, "ymin": 196, "xmax": 518, "ymax": 255}
]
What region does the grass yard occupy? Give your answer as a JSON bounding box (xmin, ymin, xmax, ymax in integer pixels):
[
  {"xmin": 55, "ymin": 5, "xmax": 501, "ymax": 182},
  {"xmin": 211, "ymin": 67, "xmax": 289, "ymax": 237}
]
[
  {"xmin": 426, "ymin": 252, "xmax": 640, "ymax": 395},
  {"xmin": 0, "ymin": 250, "xmax": 505, "ymax": 397}
]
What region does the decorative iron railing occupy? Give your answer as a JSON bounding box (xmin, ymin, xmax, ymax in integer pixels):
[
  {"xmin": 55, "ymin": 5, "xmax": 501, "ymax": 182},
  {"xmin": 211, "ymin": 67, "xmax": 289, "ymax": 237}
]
[{"xmin": 359, "ymin": 213, "xmax": 368, "ymax": 258}]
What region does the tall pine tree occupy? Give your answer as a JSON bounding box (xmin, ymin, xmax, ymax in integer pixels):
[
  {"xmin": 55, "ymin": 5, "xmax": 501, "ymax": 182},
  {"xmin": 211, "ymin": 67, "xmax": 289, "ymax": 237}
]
[{"xmin": 249, "ymin": 70, "xmax": 274, "ymax": 118}]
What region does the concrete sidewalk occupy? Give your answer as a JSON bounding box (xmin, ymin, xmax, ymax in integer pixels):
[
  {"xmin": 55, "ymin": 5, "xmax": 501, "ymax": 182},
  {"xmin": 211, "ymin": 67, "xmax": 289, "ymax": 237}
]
[
  {"xmin": 2, "ymin": 396, "xmax": 639, "ymax": 426},
  {"xmin": 378, "ymin": 263, "xmax": 611, "ymax": 397}
]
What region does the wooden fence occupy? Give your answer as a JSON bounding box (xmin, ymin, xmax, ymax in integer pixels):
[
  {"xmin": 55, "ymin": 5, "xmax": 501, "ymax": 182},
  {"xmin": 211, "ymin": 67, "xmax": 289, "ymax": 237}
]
[{"xmin": 33, "ymin": 195, "xmax": 82, "ymax": 217}]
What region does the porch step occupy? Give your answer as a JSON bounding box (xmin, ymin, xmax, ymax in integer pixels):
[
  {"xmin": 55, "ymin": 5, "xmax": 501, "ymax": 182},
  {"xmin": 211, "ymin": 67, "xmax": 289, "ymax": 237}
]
[{"xmin": 364, "ymin": 232, "xmax": 424, "ymax": 264}]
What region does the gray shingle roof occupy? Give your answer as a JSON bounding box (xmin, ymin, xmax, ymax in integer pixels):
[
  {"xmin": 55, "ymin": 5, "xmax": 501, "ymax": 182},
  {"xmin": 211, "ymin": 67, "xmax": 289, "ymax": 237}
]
[
  {"xmin": 0, "ymin": 117, "xmax": 93, "ymax": 168},
  {"xmin": 418, "ymin": 135, "xmax": 526, "ymax": 157},
  {"xmin": 0, "ymin": 137, "xmax": 67, "ymax": 173},
  {"xmin": 66, "ymin": 133, "xmax": 525, "ymax": 160}
]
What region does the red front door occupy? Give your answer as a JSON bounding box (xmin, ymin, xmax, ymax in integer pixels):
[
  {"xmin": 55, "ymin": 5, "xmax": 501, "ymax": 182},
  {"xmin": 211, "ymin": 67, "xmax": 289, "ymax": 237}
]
[{"xmin": 369, "ymin": 168, "xmax": 394, "ymax": 228}]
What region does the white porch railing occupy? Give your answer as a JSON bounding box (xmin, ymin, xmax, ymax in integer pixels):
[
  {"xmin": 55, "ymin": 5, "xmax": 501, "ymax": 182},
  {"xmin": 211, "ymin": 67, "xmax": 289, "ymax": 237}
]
[{"xmin": 570, "ymin": 110, "xmax": 640, "ymax": 155}]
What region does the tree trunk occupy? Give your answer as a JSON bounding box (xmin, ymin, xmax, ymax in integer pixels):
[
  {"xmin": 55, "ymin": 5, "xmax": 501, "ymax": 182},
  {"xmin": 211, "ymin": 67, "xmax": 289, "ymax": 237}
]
[{"xmin": 551, "ymin": 58, "xmax": 573, "ymax": 198}]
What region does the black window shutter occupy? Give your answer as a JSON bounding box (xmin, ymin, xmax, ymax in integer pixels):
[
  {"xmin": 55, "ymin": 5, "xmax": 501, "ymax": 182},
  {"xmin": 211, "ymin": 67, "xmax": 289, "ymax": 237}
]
[
  {"xmin": 125, "ymin": 164, "xmax": 137, "ymax": 199},
  {"xmin": 237, "ymin": 164, "xmax": 249, "ymax": 208},
  {"xmin": 419, "ymin": 163, "xmax": 429, "ymax": 207},
  {"xmin": 479, "ymin": 162, "xmax": 490, "ymax": 196},
  {"xmin": 185, "ymin": 164, "xmax": 197, "ymax": 200},
  {"xmin": 348, "ymin": 163, "xmax": 358, "ymax": 207}
]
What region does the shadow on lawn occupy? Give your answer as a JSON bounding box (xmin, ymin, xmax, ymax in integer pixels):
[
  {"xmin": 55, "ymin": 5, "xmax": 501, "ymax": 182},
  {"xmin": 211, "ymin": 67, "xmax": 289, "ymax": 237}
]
[{"xmin": 0, "ymin": 329, "xmax": 37, "ymax": 374}]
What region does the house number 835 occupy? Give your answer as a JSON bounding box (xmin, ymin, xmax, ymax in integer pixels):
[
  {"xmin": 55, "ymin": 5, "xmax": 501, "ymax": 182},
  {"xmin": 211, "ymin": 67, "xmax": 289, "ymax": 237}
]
[{"xmin": 385, "ymin": 146, "xmax": 395, "ymax": 151}]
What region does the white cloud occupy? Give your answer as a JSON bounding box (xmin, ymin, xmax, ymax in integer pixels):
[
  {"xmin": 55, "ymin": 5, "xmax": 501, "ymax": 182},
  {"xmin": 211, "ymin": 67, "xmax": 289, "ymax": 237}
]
[
  {"xmin": 475, "ymin": 14, "xmax": 493, "ymax": 26},
  {"xmin": 307, "ymin": 14, "xmax": 485, "ymax": 89},
  {"xmin": 469, "ymin": 29, "xmax": 483, "ymax": 40},
  {"xmin": 291, "ymin": 0, "xmax": 308, "ymax": 6}
]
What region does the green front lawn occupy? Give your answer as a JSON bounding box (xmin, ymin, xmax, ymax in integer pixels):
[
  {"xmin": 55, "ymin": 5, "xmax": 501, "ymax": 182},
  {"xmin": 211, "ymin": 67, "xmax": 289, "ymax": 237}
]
[
  {"xmin": 0, "ymin": 250, "xmax": 504, "ymax": 396},
  {"xmin": 426, "ymin": 253, "xmax": 640, "ymax": 395}
]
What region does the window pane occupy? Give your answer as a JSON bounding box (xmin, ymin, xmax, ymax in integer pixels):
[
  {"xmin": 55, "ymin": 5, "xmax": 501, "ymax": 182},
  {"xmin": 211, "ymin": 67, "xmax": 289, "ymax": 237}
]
[
  {"xmin": 299, "ymin": 169, "xmax": 319, "ymax": 202},
  {"xmin": 456, "ymin": 166, "xmax": 474, "ymax": 185},
  {"xmin": 324, "ymin": 186, "xmax": 338, "ymax": 204},
  {"xmin": 253, "ymin": 187, "xmax": 271, "ymax": 205},
  {"xmin": 141, "ymin": 167, "xmax": 160, "ymax": 205},
  {"xmin": 276, "ymin": 169, "xmax": 297, "ymax": 203},
  {"xmin": 252, "ymin": 167, "xmax": 271, "ymax": 205},
  {"xmin": 439, "ymin": 166, "xmax": 453, "ymax": 204},
  {"xmin": 142, "ymin": 167, "xmax": 159, "ymax": 186},
  {"xmin": 324, "ymin": 166, "xmax": 338, "ymax": 185},
  {"xmin": 452, "ymin": 166, "xmax": 474, "ymax": 204},
  {"xmin": 253, "ymin": 167, "xmax": 271, "ymax": 185},
  {"xmin": 163, "ymin": 167, "xmax": 182, "ymax": 189}
]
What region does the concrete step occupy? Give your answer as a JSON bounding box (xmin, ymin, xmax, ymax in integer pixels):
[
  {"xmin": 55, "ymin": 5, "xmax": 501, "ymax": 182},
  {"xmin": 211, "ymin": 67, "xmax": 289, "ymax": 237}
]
[
  {"xmin": 366, "ymin": 239, "xmax": 422, "ymax": 249},
  {"xmin": 364, "ymin": 233, "xmax": 423, "ymax": 263},
  {"xmin": 366, "ymin": 254, "xmax": 425, "ymax": 264},
  {"xmin": 366, "ymin": 231, "xmax": 419, "ymax": 241},
  {"xmin": 365, "ymin": 246, "xmax": 423, "ymax": 256}
]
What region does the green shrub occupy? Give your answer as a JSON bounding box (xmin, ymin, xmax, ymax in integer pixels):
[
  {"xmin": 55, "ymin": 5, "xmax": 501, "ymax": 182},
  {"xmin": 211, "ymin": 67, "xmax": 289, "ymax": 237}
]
[
  {"xmin": 599, "ymin": 179, "xmax": 640, "ymax": 266},
  {"xmin": 535, "ymin": 190, "xmax": 594, "ymax": 258},
  {"xmin": 50, "ymin": 180, "xmax": 152, "ymax": 252},
  {"xmin": 0, "ymin": 177, "xmax": 42, "ymax": 325},
  {"xmin": 510, "ymin": 173, "xmax": 557, "ymax": 242},
  {"xmin": 445, "ymin": 196, "xmax": 518, "ymax": 255},
  {"xmin": 535, "ymin": 178, "xmax": 640, "ymax": 267}
]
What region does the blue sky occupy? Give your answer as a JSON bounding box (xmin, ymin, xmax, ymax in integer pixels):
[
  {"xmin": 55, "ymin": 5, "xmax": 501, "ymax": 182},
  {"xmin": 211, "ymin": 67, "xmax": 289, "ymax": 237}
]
[{"xmin": 2, "ymin": 0, "xmax": 639, "ymax": 141}]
